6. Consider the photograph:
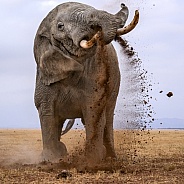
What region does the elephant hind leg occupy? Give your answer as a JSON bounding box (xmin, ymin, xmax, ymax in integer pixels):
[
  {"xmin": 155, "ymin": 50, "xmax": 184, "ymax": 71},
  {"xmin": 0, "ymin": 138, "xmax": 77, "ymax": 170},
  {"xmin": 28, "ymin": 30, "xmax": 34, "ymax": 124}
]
[
  {"xmin": 103, "ymin": 122, "xmax": 116, "ymax": 158},
  {"xmin": 58, "ymin": 118, "xmax": 66, "ymax": 141},
  {"xmin": 60, "ymin": 119, "xmax": 75, "ymax": 136}
]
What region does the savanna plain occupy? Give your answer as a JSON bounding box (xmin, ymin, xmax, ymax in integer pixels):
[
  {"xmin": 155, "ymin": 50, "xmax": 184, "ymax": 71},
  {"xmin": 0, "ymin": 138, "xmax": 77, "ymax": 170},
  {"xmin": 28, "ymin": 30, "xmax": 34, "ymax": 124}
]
[{"xmin": 0, "ymin": 128, "xmax": 184, "ymax": 183}]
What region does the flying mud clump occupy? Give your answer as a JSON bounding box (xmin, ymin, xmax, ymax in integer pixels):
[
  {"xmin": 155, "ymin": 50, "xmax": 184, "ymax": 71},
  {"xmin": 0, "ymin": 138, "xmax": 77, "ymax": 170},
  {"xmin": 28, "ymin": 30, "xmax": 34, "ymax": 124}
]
[{"xmin": 167, "ymin": 91, "xmax": 173, "ymax": 98}]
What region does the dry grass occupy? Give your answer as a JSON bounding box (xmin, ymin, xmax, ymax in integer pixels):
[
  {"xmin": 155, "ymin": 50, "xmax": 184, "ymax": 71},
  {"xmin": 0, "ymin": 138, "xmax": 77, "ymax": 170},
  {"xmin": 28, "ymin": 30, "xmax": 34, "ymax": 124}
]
[{"xmin": 0, "ymin": 129, "xmax": 184, "ymax": 183}]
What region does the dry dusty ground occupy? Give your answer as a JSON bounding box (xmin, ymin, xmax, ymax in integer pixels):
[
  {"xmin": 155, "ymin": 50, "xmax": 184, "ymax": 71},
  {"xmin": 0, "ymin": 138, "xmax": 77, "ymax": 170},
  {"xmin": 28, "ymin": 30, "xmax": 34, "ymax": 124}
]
[{"xmin": 0, "ymin": 129, "xmax": 184, "ymax": 183}]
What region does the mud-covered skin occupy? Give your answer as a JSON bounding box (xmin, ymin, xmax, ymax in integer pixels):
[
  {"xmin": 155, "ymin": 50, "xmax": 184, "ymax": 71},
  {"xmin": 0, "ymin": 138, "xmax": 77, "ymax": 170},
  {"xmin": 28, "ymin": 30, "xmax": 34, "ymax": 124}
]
[{"xmin": 34, "ymin": 2, "xmax": 129, "ymax": 165}]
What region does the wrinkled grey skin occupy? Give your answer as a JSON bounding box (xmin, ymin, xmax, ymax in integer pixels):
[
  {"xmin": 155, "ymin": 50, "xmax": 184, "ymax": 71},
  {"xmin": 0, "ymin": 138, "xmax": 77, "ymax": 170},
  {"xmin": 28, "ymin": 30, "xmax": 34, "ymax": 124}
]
[{"xmin": 34, "ymin": 2, "xmax": 129, "ymax": 165}]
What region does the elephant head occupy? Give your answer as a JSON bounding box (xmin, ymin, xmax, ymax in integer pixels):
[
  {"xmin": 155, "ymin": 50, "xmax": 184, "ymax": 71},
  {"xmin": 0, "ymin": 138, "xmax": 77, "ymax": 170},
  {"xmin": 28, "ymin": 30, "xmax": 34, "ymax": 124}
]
[{"xmin": 34, "ymin": 2, "xmax": 139, "ymax": 86}]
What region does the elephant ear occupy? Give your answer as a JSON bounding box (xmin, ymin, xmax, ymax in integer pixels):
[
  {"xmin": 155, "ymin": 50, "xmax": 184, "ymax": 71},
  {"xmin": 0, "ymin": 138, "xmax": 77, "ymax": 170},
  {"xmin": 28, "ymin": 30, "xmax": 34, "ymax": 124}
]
[
  {"xmin": 34, "ymin": 6, "xmax": 83, "ymax": 85},
  {"xmin": 34, "ymin": 6, "xmax": 58, "ymax": 64},
  {"xmin": 39, "ymin": 47, "xmax": 84, "ymax": 85}
]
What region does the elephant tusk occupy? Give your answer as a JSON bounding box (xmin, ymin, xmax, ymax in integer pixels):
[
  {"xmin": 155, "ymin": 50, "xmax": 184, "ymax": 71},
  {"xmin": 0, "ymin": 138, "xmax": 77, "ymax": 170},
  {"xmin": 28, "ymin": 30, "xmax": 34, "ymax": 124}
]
[
  {"xmin": 80, "ymin": 31, "xmax": 101, "ymax": 49},
  {"xmin": 116, "ymin": 10, "xmax": 139, "ymax": 36}
]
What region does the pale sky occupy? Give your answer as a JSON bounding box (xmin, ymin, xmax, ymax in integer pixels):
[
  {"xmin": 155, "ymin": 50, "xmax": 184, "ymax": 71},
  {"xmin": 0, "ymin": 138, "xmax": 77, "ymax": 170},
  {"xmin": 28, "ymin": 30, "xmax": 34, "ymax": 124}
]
[{"xmin": 0, "ymin": 0, "xmax": 183, "ymax": 128}]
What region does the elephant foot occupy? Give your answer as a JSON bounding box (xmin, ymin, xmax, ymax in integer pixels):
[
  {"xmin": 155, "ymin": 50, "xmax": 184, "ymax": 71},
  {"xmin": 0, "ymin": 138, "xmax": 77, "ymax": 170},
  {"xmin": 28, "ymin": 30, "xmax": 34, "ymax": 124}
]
[
  {"xmin": 85, "ymin": 145, "xmax": 106, "ymax": 167},
  {"xmin": 105, "ymin": 150, "xmax": 116, "ymax": 159},
  {"xmin": 42, "ymin": 141, "xmax": 67, "ymax": 162}
]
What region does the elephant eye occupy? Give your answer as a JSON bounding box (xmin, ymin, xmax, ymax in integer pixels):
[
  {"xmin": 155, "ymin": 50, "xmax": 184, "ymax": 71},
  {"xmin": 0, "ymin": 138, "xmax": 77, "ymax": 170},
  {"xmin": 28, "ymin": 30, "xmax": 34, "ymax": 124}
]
[{"xmin": 57, "ymin": 22, "xmax": 64, "ymax": 31}]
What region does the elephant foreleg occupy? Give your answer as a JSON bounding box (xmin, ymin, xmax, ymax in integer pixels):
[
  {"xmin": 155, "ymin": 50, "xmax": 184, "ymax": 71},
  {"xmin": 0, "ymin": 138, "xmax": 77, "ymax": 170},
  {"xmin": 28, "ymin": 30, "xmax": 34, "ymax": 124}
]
[
  {"xmin": 38, "ymin": 104, "xmax": 67, "ymax": 162},
  {"xmin": 84, "ymin": 107, "xmax": 106, "ymax": 165}
]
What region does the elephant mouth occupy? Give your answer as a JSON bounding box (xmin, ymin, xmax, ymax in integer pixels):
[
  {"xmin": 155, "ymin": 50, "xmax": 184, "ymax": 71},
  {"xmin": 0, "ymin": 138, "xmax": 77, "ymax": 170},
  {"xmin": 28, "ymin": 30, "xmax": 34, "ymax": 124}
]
[
  {"xmin": 52, "ymin": 36, "xmax": 88, "ymax": 57},
  {"xmin": 80, "ymin": 31, "xmax": 101, "ymax": 49},
  {"xmin": 60, "ymin": 42, "xmax": 77, "ymax": 56}
]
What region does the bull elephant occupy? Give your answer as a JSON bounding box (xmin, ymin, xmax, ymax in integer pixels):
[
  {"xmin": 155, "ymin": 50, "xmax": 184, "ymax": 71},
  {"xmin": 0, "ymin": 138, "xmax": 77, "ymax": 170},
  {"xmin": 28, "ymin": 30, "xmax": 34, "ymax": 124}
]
[{"xmin": 33, "ymin": 2, "xmax": 139, "ymax": 165}]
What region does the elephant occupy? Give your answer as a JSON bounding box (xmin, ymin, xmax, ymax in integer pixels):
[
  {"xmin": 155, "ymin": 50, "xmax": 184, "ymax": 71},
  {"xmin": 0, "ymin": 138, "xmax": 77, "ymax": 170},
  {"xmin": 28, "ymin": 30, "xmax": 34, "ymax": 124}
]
[{"xmin": 33, "ymin": 2, "xmax": 139, "ymax": 165}]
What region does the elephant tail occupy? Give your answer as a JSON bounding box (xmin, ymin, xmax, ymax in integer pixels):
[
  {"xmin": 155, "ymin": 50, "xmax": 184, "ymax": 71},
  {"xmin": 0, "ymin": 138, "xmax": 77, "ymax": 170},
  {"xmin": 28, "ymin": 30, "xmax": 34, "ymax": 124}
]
[{"xmin": 61, "ymin": 119, "xmax": 75, "ymax": 136}]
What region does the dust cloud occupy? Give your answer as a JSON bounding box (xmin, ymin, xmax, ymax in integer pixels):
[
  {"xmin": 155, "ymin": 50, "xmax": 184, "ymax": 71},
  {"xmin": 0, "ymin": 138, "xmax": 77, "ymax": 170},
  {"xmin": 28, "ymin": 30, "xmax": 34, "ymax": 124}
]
[
  {"xmin": 1, "ymin": 146, "xmax": 41, "ymax": 166},
  {"xmin": 114, "ymin": 37, "xmax": 154, "ymax": 130},
  {"xmin": 0, "ymin": 130, "xmax": 42, "ymax": 166}
]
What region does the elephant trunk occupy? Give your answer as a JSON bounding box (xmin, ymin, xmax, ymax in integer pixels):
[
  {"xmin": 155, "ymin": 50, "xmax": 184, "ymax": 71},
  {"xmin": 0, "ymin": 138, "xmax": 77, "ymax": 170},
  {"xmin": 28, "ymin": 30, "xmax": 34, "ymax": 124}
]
[
  {"xmin": 84, "ymin": 9, "xmax": 124, "ymax": 45},
  {"xmin": 96, "ymin": 13, "xmax": 119, "ymax": 45},
  {"xmin": 70, "ymin": 4, "xmax": 139, "ymax": 49},
  {"xmin": 80, "ymin": 9, "xmax": 139, "ymax": 49},
  {"xmin": 70, "ymin": 5, "xmax": 129, "ymax": 48}
]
